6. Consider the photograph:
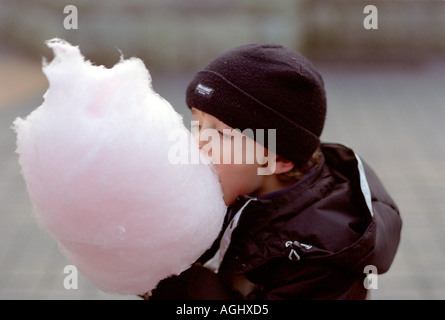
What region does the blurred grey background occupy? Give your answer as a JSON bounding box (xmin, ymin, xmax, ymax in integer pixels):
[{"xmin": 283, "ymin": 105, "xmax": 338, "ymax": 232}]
[{"xmin": 1, "ymin": 0, "xmax": 444, "ymax": 299}]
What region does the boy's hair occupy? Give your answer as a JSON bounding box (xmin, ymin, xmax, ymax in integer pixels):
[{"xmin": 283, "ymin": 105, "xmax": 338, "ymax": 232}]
[
  {"xmin": 186, "ymin": 43, "xmax": 327, "ymax": 169},
  {"xmin": 277, "ymin": 149, "xmax": 322, "ymax": 184}
]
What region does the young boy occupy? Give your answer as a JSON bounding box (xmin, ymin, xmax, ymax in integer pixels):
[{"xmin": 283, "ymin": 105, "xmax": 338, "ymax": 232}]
[{"xmin": 145, "ymin": 44, "xmax": 402, "ymax": 300}]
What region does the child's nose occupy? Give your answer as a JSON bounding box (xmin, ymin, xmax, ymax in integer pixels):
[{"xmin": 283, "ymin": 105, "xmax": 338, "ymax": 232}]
[{"xmin": 198, "ymin": 139, "xmax": 206, "ymax": 150}]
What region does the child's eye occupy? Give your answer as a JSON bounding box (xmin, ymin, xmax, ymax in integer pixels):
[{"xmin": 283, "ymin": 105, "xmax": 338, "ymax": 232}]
[
  {"xmin": 191, "ymin": 121, "xmax": 202, "ymax": 134},
  {"xmin": 218, "ymin": 130, "xmax": 232, "ymax": 139}
]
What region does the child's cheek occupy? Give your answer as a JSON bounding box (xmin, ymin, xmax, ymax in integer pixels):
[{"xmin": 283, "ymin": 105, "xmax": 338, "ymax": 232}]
[{"xmin": 215, "ymin": 163, "xmax": 259, "ymax": 206}]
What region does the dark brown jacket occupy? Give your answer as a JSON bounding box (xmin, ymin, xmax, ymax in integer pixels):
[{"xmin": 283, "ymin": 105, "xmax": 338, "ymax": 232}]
[{"xmin": 148, "ymin": 143, "xmax": 402, "ymax": 300}]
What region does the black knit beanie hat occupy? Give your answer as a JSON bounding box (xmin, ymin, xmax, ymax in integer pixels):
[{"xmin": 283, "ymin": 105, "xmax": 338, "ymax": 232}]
[{"xmin": 186, "ymin": 43, "xmax": 327, "ymax": 168}]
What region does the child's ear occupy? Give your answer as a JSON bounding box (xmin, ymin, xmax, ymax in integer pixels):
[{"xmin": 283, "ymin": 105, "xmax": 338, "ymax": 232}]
[{"xmin": 273, "ymin": 156, "xmax": 295, "ymax": 175}]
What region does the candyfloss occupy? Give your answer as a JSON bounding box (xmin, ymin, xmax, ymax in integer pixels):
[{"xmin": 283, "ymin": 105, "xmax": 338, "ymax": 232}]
[{"xmin": 13, "ymin": 39, "xmax": 226, "ymax": 295}]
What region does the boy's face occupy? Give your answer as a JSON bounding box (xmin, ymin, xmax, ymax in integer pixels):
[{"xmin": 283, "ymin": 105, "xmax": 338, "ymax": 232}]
[{"xmin": 191, "ymin": 108, "xmax": 279, "ymax": 206}]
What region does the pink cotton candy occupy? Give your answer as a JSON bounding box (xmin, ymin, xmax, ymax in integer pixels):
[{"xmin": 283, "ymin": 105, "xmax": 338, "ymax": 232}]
[{"xmin": 13, "ymin": 38, "xmax": 226, "ymax": 295}]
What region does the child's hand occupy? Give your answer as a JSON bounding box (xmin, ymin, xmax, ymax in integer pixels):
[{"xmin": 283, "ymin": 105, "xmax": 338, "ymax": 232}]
[{"xmin": 147, "ymin": 263, "xmax": 234, "ymax": 300}]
